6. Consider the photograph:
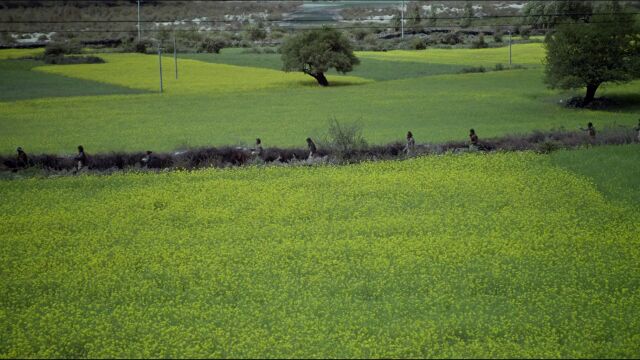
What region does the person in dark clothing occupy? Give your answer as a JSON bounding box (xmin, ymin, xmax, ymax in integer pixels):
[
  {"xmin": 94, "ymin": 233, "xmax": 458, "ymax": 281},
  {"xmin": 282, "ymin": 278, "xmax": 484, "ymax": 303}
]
[
  {"xmin": 306, "ymin": 137, "xmax": 317, "ymax": 159},
  {"xmin": 404, "ymin": 131, "xmax": 416, "ymax": 155},
  {"xmin": 252, "ymin": 138, "xmax": 264, "ymax": 157},
  {"xmin": 141, "ymin": 150, "xmax": 154, "ymax": 167},
  {"xmin": 580, "ymin": 122, "xmax": 596, "ymax": 143},
  {"xmin": 75, "ymin": 145, "xmax": 87, "ymax": 170},
  {"xmin": 16, "ymin": 147, "xmax": 29, "ymax": 168},
  {"xmin": 3, "ymin": 147, "xmax": 30, "ymax": 172},
  {"xmin": 469, "ymin": 129, "xmax": 479, "ymax": 150}
]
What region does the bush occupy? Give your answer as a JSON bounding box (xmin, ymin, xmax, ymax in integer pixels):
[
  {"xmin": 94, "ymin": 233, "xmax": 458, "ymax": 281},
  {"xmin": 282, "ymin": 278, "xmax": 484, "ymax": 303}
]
[
  {"xmin": 470, "ymin": 34, "xmax": 488, "ymax": 49},
  {"xmin": 352, "ymin": 28, "xmax": 371, "ymax": 42},
  {"xmin": 519, "ymin": 27, "xmax": 531, "ymax": 40},
  {"xmin": 270, "ymin": 29, "xmax": 286, "ymax": 40},
  {"xmin": 493, "ymin": 30, "xmax": 503, "ymax": 43},
  {"xmin": 324, "ymin": 118, "xmax": 368, "ymax": 157},
  {"xmin": 0, "ymin": 33, "xmax": 15, "ymax": 46},
  {"xmin": 411, "ymin": 37, "xmax": 427, "ymax": 50},
  {"xmin": 134, "ymin": 39, "xmax": 153, "ymax": 53},
  {"xmin": 122, "ymin": 39, "xmax": 153, "ymax": 54},
  {"xmin": 44, "ymin": 41, "xmax": 82, "ymax": 56},
  {"xmin": 494, "ymin": 63, "xmax": 505, "ymax": 71},
  {"xmin": 441, "ymin": 31, "xmax": 463, "ymax": 45},
  {"xmin": 200, "ymin": 37, "xmax": 228, "ymax": 54},
  {"xmin": 460, "ymin": 66, "xmax": 486, "ymax": 73},
  {"xmin": 245, "ymin": 25, "xmax": 267, "ymax": 42},
  {"xmin": 43, "ymin": 55, "xmax": 105, "ymax": 65}
]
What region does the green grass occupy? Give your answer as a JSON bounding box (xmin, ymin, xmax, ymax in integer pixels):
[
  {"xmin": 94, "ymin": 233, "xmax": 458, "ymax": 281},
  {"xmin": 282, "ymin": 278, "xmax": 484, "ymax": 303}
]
[
  {"xmin": 0, "ymin": 43, "xmax": 637, "ymax": 156},
  {"xmin": 34, "ymin": 53, "xmax": 370, "ymax": 94},
  {"xmin": 1, "ymin": 64, "xmax": 638, "ymax": 155},
  {"xmin": 1, "ymin": 151, "xmax": 639, "ymax": 358},
  {"xmin": 358, "ymin": 43, "xmax": 545, "ymax": 66},
  {"xmin": 0, "ymin": 60, "xmax": 148, "ymax": 101},
  {"xmin": 551, "ymin": 144, "xmax": 640, "ymax": 206},
  {"xmin": 182, "ymin": 49, "xmax": 467, "ymax": 81},
  {"xmin": 0, "ymin": 48, "xmax": 44, "ymax": 60}
]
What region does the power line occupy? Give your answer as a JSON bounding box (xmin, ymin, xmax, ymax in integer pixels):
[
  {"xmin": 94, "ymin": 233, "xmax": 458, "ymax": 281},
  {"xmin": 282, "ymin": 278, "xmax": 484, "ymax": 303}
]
[
  {"xmin": 0, "ymin": 0, "xmax": 628, "ymax": 2},
  {"xmin": 1, "ymin": 12, "xmax": 637, "ymax": 23},
  {"xmin": 1, "ymin": 19, "xmax": 635, "ymax": 33}
]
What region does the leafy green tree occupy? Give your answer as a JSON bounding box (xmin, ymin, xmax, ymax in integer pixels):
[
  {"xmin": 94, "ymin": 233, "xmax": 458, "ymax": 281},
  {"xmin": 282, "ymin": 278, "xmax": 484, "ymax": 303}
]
[
  {"xmin": 460, "ymin": 1, "xmax": 474, "ymax": 28},
  {"xmin": 544, "ymin": 3, "xmax": 640, "ymax": 105},
  {"xmin": 200, "ymin": 37, "xmax": 228, "ymax": 54},
  {"xmin": 280, "ymin": 27, "xmax": 359, "ymax": 87},
  {"xmin": 426, "ymin": 5, "xmax": 439, "ymax": 27},
  {"xmin": 245, "ymin": 22, "xmax": 267, "ymax": 42},
  {"xmin": 391, "ymin": 9, "xmax": 402, "ymax": 32},
  {"xmin": 523, "ymin": 0, "xmax": 593, "ymax": 30},
  {"xmin": 408, "ymin": 2, "xmax": 423, "ymax": 32}
]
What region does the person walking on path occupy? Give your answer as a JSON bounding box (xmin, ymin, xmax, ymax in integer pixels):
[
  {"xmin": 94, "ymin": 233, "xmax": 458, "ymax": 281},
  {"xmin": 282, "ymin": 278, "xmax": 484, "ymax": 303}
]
[
  {"xmin": 252, "ymin": 138, "xmax": 264, "ymax": 157},
  {"xmin": 3, "ymin": 147, "xmax": 30, "ymax": 172},
  {"xmin": 580, "ymin": 122, "xmax": 596, "ymax": 145},
  {"xmin": 306, "ymin": 137, "xmax": 317, "ymax": 160},
  {"xmin": 16, "ymin": 147, "xmax": 29, "ymax": 169},
  {"xmin": 404, "ymin": 131, "xmax": 416, "ymax": 155},
  {"xmin": 469, "ymin": 129, "xmax": 479, "ymax": 151},
  {"xmin": 75, "ymin": 145, "xmax": 87, "ymax": 171}
]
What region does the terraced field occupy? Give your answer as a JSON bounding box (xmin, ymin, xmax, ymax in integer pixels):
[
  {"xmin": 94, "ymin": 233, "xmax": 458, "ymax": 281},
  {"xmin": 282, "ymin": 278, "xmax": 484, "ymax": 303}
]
[
  {"xmin": 1, "ymin": 149, "xmax": 639, "ymax": 358},
  {"xmin": 1, "ymin": 35, "xmax": 639, "ymax": 359},
  {"xmin": 35, "ymin": 53, "xmax": 371, "ymax": 94},
  {"xmin": 358, "ymin": 43, "xmax": 545, "ymax": 66},
  {"xmin": 1, "ymin": 45, "xmax": 638, "ymax": 155}
]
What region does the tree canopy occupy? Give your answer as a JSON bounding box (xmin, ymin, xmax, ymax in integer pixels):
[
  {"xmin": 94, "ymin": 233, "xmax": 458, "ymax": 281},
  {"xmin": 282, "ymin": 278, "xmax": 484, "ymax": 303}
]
[
  {"xmin": 523, "ymin": 0, "xmax": 594, "ymax": 29},
  {"xmin": 544, "ymin": 2, "xmax": 640, "ymax": 105},
  {"xmin": 460, "ymin": 1, "xmax": 474, "ymax": 28},
  {"xmin": 280, "ymin": 27, "xmax": 360, "ymax": 87}
]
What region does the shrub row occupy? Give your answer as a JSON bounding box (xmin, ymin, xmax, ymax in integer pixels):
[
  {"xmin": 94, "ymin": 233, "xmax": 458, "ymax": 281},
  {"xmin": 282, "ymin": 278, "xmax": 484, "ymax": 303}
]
[{"xmin": 2, "ymin": 128, "xmax": 637, "ymax": 174}]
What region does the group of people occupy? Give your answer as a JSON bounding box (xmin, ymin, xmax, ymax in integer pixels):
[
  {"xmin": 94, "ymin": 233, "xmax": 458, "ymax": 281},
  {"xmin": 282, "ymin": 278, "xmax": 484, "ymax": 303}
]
[
  {"xmin": 403, "ymin": 128, "xmax": 480, "ymax": 154},
  {"xmin": 5, "ymin": 120, "xmax": 640, "ymax": 173},
  {"xmin": 4, "ymin": 145, "xmax": 87, "ymax": 172}
]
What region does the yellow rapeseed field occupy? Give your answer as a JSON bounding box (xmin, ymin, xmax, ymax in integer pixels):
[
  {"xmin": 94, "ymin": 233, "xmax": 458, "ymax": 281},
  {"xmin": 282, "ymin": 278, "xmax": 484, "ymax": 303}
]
[
  {"xmin": 1, "ymin": 152, "xmax": 638, "ymax": 358},
  {"xmin": 358, "ymin": 43, "xmax": 545, "ymax": 66},
  {"xmin": 0, "ymin": 48, "xmax": 44, "ymax": 60},
  {"xmin": 34, "ymin": 53, "xmax": 372, "ymax": 94}
]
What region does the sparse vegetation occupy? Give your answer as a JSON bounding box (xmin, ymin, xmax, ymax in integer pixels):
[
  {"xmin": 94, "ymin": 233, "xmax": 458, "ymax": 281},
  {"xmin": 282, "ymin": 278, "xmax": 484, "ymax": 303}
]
[
  {"xmin": 43, "ymin": 55, "xmax": 105, "ymax": 65},
  {"xmin": 460, "ymin": 66, "xmax": 486, "ymax": 73},
  {"xmin": 470, "ymin": 33, "xmax": 488, "ymax": 49}
]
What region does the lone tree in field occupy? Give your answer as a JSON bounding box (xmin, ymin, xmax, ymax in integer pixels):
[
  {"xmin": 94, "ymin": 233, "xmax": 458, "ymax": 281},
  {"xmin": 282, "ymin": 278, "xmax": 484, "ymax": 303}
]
[
  {"xmin": 544, "ymin": 3, "xmax": 640, "ymax": 105},
  {"xmin": 280, "ymin": 27, "xmax": 359, "ymax": 87}
]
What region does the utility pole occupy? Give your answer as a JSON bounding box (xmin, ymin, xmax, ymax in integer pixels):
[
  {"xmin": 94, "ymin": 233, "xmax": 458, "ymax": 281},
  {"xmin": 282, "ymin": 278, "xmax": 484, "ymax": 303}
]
[
  {"xmin": 509, "ymin": 30, "xmax": 512, "ymax": 67},
  {"xmin": 174, "ymin": 36, "xmax": 178, "ymax": 80},
  {"xmin": 137, "ymin": 0, "xmax": 141, "ymax": 41},
  {"xmin": 158, "ymin": 43, "xmax": 163, "ymax": 93},
  {"xmin": 401, "ymin": 0, "xmax": 405, "ymax": 39}
]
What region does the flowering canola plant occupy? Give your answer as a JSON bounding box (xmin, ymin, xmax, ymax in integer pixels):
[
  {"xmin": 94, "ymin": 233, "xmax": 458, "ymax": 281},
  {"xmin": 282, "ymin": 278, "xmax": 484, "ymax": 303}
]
[
  {"xmin": 0, "ymin": 152, "xmax": 638, "ymax": 358},
  {"xmin": 34, "ymin": 53, "xmax": 371, "ymax": 95}
]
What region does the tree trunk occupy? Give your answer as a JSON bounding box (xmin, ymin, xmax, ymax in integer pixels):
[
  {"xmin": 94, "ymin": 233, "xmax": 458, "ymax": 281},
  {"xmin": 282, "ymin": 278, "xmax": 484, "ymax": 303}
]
[
  {"xmin": 584, "ymin": 83, "xmax": 599, "ymax": 105},
  {"xmin": 309, "ymin": 72, "xmax": 329, "ymax": 87}
]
